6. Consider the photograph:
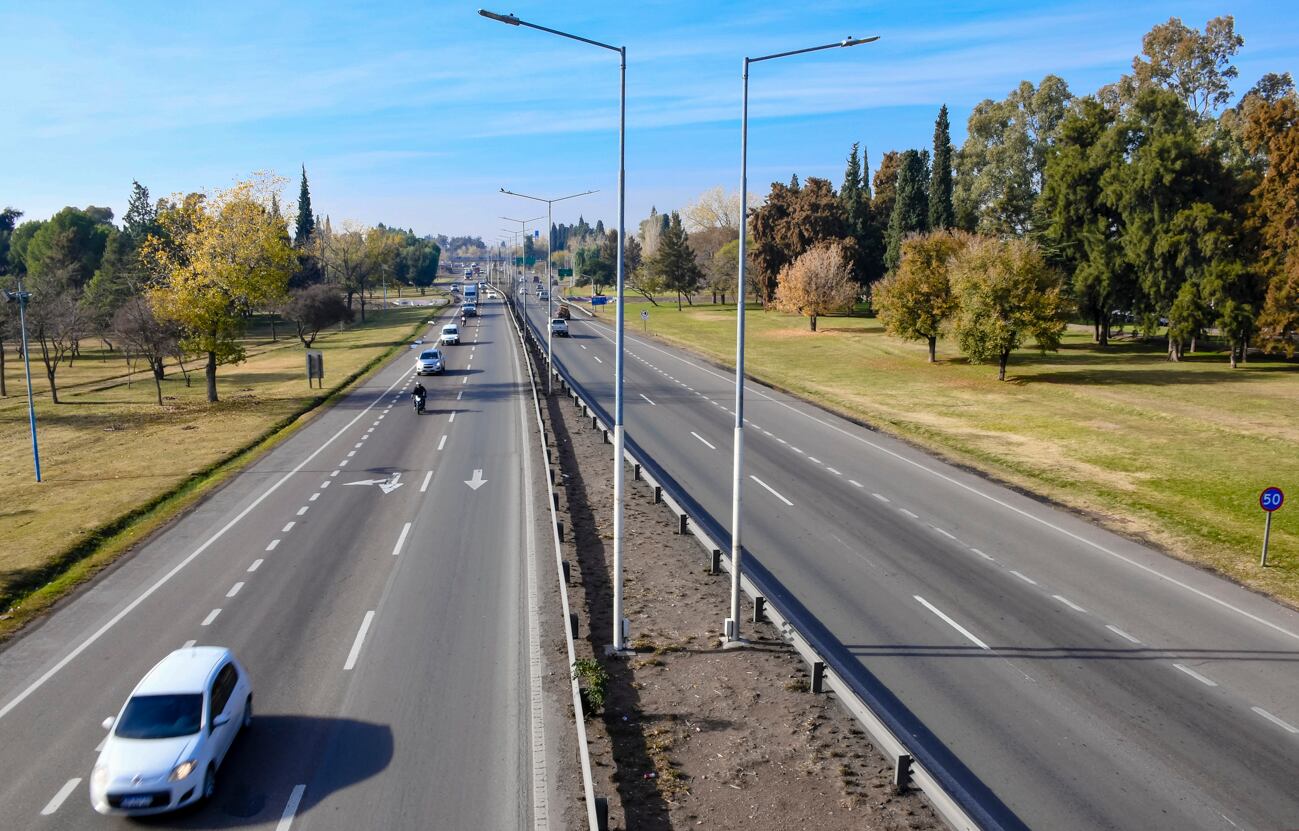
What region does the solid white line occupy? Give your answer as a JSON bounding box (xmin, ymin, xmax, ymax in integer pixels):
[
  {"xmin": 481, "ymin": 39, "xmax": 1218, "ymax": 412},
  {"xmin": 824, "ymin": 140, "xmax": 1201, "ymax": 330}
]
[
  {"xmin": 915, "ymin": 595, "xmax": 990, "ymax": 650},
  {"xmin": 201, "ymin": 609, "xmax": 221, "ymax": 626},
  {"xmin": 639, "ymin": 393, "xmax": 657, "ymax": 406},
  {"xmin": 1011, "ymin": 570, "xmax": 1038, "ymax": 585},
  {"xmin": 344, "ymin": 611, "xmax": 375, "ymax": 670},
  {"xmin": 1252, "ymin": 706, "xmax": 1299, "ymax": 733},
  {"xmin": 41, "ymin": 778, "xmax": 81, "ymax": 816},
  {"xmin": 296, "ymin": 506, "xmax": 309, "ymax": 516},
  {"xmin": 593, "ymin": 355, "xmax": 603, "ymax": 364},
  {"xmin": 276, "ymin": 784, "xmax": 306, "ymax": 831},
  {"xmin": 226, "ymin": 582, "xmax": 244, "ymax": 598},
  {"xmin": 899, "ymin": 508, "xmax": 919, "ymax": 519},
  {"xmin": 750, "ymin": 475, "xmax": 793, "ymax": 506},
  {"xmin": 690, "ymin": 431, "xmax": 716, "ymax": 450},
  {"xmin": 309, "ymin": 492, "xmax": 320, "ymax": 502},
  {"xmin": 449, "ymin": 412, "xmax": 456, "ymax": 423},
  {"xmin": 1173, "ymin": 663, "xmax": 1218, "ymax": 687},
  {"xmin": 0, "ymin": 366, "xmax": 413, "ymax": 723},
  {"xmin": 248, "ymin": 559, "xmax": 263, "ymax": 572},
  {"xmin": 420, "ymin": 471, "xmax": 433, "ymax": 492},
  {"xmin": 266, "ymin": 539, "xmax": 280, "ymax": 551},
  {"xmin": 392, "ymin": 522, "xmax": 412, "ymax": 557},
  {"xmin": 1106, "ymin": 624, "xmax": 1142, "ymax": 643},
  {"xmin": 932, "ymin": 526, "xmax": 957, "ymax": 540},
  {"xmin": 438, "ymin": 435, "xmax": 447, "ymax": 451},
  {"xmin": 1052, "ymin": 594, "xmax": 1086, "ymax": 612},
  {"xmin": 849, "ymin": 479, "xmax": 863, "ymax": 488}
]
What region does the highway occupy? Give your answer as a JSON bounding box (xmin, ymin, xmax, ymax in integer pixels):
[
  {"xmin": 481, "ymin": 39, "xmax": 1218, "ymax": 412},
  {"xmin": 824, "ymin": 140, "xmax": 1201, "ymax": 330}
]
[
  {"xmin": 0, "ymin": 295, "xmax": 554, "ymax": 829},
  {"xmin": 520, "ymin": 286, "xmax": 1299, "ymax": 830}
]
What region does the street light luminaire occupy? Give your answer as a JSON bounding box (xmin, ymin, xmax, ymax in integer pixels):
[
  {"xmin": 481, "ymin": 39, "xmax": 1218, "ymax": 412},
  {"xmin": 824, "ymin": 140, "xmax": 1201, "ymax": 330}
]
[{"xmin": 478, "ymin": 9, "xmax": 520, "ymax": 25}]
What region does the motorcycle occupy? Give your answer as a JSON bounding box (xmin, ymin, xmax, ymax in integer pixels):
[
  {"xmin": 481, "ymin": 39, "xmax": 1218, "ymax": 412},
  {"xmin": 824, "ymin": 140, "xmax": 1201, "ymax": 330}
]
[{"xmin": 412, "ymin": 390, "xmax": 426, "ymax": 414}]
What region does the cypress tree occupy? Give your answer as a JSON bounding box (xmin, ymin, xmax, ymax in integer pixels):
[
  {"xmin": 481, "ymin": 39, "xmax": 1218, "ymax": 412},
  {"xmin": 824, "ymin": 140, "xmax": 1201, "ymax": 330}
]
[
  {"xmin": 929, "ymin": 105, "xmax": 955, "ymax": 230},
  {"xmin": 885, "ymin": 150, "xmax": 931, "ymax": 271},
  {"xmin": 294, "ymin": 166, "xmax": 316, "ymax": 248}
]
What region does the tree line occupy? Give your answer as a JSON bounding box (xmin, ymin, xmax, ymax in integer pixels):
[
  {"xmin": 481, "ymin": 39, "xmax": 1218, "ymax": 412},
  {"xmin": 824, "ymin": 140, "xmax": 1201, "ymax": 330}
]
[{"xmin": 0, "ymin": 167, "xmax": 441, "ymax": 404}]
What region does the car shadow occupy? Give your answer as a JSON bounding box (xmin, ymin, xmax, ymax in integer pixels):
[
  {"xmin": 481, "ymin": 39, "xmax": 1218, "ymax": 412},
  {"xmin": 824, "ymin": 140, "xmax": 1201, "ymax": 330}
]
[{"xmin": 130, "ymin": 715, "xmax": 393, "ymax": 828}]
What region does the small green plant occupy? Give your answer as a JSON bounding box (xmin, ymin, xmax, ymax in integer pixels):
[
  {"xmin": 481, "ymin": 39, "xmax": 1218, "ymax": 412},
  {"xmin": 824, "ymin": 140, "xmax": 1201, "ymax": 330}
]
[{"xmin": 572, "ymin": 658, "xmax": 610, "ymax": 714}]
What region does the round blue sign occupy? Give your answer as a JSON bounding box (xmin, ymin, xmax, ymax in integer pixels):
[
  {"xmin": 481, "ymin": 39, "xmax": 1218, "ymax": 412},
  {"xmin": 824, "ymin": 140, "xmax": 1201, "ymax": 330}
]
[{"xmin": 1260, "ymin": 487, "xmax": 1284, "ymax": 512}]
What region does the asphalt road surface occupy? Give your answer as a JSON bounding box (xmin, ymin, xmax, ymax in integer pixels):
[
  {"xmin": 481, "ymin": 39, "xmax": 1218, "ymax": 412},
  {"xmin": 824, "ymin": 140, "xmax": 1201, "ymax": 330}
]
[
  {"xmin": 0, "ymin": 296, "xmax": 553, "ymax": 830},
  {"xmin": 521, "ymin": 287, "xmax": 1299, "ymax": 831}
]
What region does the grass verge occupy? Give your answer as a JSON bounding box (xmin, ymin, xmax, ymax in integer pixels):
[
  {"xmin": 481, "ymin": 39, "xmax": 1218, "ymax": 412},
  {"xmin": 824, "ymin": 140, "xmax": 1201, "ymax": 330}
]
[{"xmin": 616, "ymin": 299, "xmax": 1299, "ymax": 607}]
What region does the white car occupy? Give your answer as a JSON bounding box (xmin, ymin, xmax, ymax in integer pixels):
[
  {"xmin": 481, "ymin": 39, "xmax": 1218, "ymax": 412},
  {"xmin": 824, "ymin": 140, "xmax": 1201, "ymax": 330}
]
[
  {"xmin": 91, "ymin": 647, "xmax": 252, "ymax": 815},
  {"xmin": 439, "ymin": 324, "xmax": 460, "ymax": 345},
  {"xmin": 549, "ymin": 318, "xmax": 569, "ymax": 337}
]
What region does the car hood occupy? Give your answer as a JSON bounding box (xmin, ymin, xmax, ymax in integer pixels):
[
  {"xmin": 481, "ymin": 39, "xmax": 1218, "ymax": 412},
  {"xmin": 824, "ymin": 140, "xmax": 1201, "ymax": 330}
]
[{"xmin": 98, "ymin": 733, "xmax": 200, "ymax": 782}]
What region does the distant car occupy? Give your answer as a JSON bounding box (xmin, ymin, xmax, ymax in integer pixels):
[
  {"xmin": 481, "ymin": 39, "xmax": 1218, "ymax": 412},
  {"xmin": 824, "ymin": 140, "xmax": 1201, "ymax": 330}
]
[
  {"xmin": 415, "ymin": 348, "xmax": 444, "ymax": 375},
  {"xmin": 461, "ymin": 303, "xmax": 477, "ymax": 317},
  {"xmin": 439, "ymin": 324, "xmax": 460, "ymax": 345},
  {"xmin": 550, "ymin": 318, "xmax": 569, "ymax": 337},
  {"xmin": 486, "ymin": 290, "xmax": 498, "ymax": 299},
  {"xmin": 90, "ymin": 647, "xmax": 252, "ymax": 816},
  {"xmin": 538, "ymin": 290, "xmax": 550, "ymax": 301}
]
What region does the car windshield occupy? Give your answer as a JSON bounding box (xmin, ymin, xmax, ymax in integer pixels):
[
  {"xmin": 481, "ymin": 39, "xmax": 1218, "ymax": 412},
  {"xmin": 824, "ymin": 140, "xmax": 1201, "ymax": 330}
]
[
  {"xmin": 443, "ymin": 326, "xmax": 457, "ymax": 333},
  {"xmin": 115, "ymin": 694, "xmax": 203, "ymax": 739},
  {"xmin": 420, "ymin": 350, "xmax": 439, "ymax": 360}
]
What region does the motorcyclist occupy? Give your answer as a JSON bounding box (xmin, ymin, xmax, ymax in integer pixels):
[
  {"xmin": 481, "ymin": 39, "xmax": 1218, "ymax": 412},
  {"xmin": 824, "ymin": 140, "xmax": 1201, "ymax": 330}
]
[{"xmin": 412, "ymin": 382, "xmax": 427, "ymax": 413}]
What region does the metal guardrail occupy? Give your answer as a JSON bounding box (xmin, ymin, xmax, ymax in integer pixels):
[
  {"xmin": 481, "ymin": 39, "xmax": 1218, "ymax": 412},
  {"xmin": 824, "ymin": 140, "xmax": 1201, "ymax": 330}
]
[
  {"xmin": 500, "ymin": 288, "xmax": 606, "ymax": 831},
  {"xmin": 514, "ymin": 296, "xmax": 1027, "ymax": 831}
]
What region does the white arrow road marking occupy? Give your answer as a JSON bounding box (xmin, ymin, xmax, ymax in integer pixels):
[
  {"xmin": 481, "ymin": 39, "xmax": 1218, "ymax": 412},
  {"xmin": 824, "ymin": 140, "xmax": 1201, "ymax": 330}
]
[
  {"xmin": 379, "ymin": 473, "xmax": 403, "ymax": 494},
  {"xmin": 465, "ymin": 469, "xmax": 488, "ymax": 490}
]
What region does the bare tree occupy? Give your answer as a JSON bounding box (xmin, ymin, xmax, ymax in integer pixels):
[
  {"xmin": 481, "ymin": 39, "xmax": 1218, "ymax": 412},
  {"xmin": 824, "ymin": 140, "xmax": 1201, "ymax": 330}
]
[
  {"xmin": 112, "ymin": 294, "xmax": 181, "ymax": 406},
  {"xmin": 280, "ymin": 284, "xmax": 354, "ymax": 347},
  {"xmin": 29, "ymin": 280, "xmax": 86, "ymax": 402}
]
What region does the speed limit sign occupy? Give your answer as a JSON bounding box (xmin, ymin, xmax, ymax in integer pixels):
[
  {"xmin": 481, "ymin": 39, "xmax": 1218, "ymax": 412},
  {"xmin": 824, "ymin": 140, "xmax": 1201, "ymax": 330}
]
[{"xmin": 1260, "ymin": 486, "xmax": 1284, "ymax": 566}]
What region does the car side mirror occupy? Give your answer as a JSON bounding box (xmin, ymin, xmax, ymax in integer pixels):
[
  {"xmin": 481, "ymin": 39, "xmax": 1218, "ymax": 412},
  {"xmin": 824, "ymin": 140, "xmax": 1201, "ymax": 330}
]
[
  {"xmin": 211, "ymin": 714, "xmax": 231, "ymax": 730},
  {"xmin": 102, "ymin": 717, "xmax": 115, "ymax": 731}
]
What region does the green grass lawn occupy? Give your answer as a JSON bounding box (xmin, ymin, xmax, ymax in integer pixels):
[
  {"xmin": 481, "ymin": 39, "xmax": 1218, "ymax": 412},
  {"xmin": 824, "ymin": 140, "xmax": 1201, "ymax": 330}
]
[
  {"xmin": 0, "ymin": 303, "xmax": 441, "ymax": 619},
  {"xmin": 621, "ymin": 299, "xmax": 1299, "ymax": 606}
]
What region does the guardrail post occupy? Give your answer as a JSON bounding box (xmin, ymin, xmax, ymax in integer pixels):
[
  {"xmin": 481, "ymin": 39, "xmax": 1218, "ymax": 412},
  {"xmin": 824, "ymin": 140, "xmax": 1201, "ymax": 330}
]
[
  {"xmin": 810, "ymin": 660, "xmax": 826, "ymax": 694},
  {"xmin": 753, "ymin": 595, "xmax": 766, "ymax": 623},
  {"xmin": 710, "ymin": 549, "xmax": 722, "ymax": 575},
  {"xmin": 595, "ymin": 797, "xmax": 609, "ymax": 831},
  {"xmin": 557, "ymin": 521, "xmax": 565, "ymax": 542},
  {"xmin": 552, "ymin": 492, "xmax": 560, "ymax": 510},
  {"xmin": 569, "ymin": 613, "xmax": 579, "ymax": 639},
  {"xmin": 603, "ymin": 430, "xmax": 610, "ymax": 444},
  {"xmin": 653, "ymin": 485, "xmax": 662, "ymax": 504},
  {"xmin": 677, "ymin": 513, "xmax": 688, "ymax": 535},
  {"xmin": 894, "ymin": 754, "xmax": 914, "ymax": 792},
  {"xmin": 591, "ymin": 415, "xmax": 599, "ymax": 430},
  {"xmin": 633, "ymin": 463, "xmax": 641, "ymax": 481},
  {"xmin": 561, "ymin": 560, "xmax": 570, "ymax": 584}
]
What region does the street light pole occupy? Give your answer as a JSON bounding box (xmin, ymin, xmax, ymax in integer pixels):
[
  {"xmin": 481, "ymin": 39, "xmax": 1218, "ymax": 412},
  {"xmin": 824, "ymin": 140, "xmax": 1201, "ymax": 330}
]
[
  {"xmin": 480, "ymin": 7, "xmax": 631, "ymax": 653},
  {"xmin": 725, "ymin": 34, "xmax": 879, "ymax": 644},
  {"xmin": 500, "ymin": 188, "xmax": 597, "ymax": 394},
  {"xmin": 4, "ymin": 282, "xmax": 42, "ymax": 482}
]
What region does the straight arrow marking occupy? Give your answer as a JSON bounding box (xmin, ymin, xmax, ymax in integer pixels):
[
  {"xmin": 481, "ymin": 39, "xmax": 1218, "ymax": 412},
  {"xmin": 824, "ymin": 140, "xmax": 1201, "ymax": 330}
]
[{"xmin": 465, "ymin": 469, "xmax": 488, "ymax": 490}]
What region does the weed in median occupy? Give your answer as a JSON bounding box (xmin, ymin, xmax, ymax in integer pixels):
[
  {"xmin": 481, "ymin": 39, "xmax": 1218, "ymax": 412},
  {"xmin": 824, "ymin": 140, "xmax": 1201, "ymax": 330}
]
[{"xmin": 573, "ymin": 657, "xmax": 611, "ymax": 715}]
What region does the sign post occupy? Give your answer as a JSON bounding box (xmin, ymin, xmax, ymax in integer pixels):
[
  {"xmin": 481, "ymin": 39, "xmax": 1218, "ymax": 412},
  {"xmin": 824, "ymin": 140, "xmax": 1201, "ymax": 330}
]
[
  {"xmin": 640, "ymin": 308, "xmax": 648, "ymax": 332},
  {"xmin": 1260, "ymin": 486, "xmax": 1284, "ymax": 566},
  {"xmin": 305, "ymin": 350, "xmax": 324, "ymax": 389}
]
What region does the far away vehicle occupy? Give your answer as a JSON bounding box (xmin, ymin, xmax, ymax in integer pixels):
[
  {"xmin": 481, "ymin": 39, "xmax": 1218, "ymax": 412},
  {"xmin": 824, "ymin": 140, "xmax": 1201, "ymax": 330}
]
[
  {"xmin": 439, "ymin": 324, "xmax": 460, "ymax": 345},
  {"xmin": 550, "ymin": 318, "xmax": 569, "ymax": 337},
  {"xmin": 90, "ymin": 647, "xmax": 252, "ymax": 816}
]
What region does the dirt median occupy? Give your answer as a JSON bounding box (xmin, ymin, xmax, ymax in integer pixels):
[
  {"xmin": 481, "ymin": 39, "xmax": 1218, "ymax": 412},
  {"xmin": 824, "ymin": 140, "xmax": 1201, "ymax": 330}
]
[{"xmin": 535, "ymin": 352, "xmax": 940, "ymax": 830}]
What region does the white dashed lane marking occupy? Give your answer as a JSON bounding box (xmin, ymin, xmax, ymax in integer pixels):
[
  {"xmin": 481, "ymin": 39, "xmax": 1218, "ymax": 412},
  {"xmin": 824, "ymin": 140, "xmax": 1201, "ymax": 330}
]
[
  {"xmin": 1173, "ymin": 664, "xmax": 1218, "ymax": 687},
  {"xmin": 1106, "ymin": 624, "xmax": 1141, "ymax": 644},
  {"xmin": 41, "ymin": 778, "xmax": 81, "ymax": 816},
  {"xmin": 690, "ymin": 432, "xmax": 716, "ymax": 450},
  {"xmin": 282, "ymin": 522, "xmax": 295, "ymax": 533},
  {"xmin": 201, "ymin": 609, "xmax": 221, "ymax": 626},
  {"xmin": 1053, "ymin": 595, "xmax": 1087, "ymax": 613},
  {"xmin": 915, "ymin": 595, "xmax": 990, "ymax": 650},
  {"xmin": 1011, "ymin": 570, "xmax": 1038, "ymax": 585},
  {"xmin": 248, "ymin": 559, "xmax": 263, "ymax": 572},
  {"xmin": 750, "ymin": 475, "xmax": 793, "ymax": 506},
  {"xmin": 1253, "ymin": 707, "xmax": 1299, "ymax": 734},
  {"xmin": 266, "ymin": 539, "xmax": 280, "ymax": 551}
]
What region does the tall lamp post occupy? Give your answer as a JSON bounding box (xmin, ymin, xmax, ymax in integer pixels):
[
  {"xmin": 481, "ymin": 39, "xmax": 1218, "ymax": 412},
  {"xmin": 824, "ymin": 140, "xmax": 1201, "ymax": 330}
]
[
  {"xmin": 4, "ymin": 282, "xmax": 42, "ymax": 482},
  {"xmin": 501, "ymin": 215, "xmax": 545, "ymax": 303},
  {"xmin": 725, "ymin": 34, "xmax": 879, "ymax": 644},
  {"xmin": 500, "ymin": 187, "xmax": 597, "ymax": 393},
  {"xmin": 479, "ymin": 8, "xmax": 631, "ymax": 653}
]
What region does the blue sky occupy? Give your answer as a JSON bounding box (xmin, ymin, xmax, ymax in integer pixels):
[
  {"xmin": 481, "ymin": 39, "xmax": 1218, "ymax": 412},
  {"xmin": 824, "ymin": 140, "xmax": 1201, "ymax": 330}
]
[{"xmin": 2, "ymin": 0, "xmax": 1295, "ymax": 243}]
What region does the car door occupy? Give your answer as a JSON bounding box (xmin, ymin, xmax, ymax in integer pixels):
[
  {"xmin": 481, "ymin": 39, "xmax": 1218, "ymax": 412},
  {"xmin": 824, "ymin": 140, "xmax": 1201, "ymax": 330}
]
[{"xmin": 207, "ymin": 664, "xmax": 239, "ymax": 765}]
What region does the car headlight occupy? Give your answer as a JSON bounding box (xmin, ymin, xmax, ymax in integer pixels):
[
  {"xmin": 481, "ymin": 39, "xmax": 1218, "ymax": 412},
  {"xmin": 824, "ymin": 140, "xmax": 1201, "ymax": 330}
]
[
  {"xmin": 92, "ymin": 764, "xmax": 109, "ymax": 790},
  {"xmin": 169, "ymin": 759, "xmax": 198, "ymax": 781}
]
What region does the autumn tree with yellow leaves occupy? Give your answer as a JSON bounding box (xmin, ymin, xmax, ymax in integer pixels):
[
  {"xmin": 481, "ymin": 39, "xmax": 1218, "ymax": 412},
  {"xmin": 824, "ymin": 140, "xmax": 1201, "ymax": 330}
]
[
  {"xmin": 773, "ymin": 241, "xmax": 857, "ymax": 331},
  {"xmin": 141, "ymin": 174, "xmax": 295, "ymax": 402},
  {"xmin": 872, "ymin": 229, "xmax": 973, "ymax": 362}
]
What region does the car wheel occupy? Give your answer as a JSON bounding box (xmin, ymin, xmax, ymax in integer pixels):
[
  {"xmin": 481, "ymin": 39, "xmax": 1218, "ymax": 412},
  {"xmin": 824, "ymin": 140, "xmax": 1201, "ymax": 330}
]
[
  {"xmin": 242, "ymin": 695, "xmax": 253, "ymax": 729},
  {"xmin": 202, "ymin": 765, "xmax": 216, "ymax": 801}
]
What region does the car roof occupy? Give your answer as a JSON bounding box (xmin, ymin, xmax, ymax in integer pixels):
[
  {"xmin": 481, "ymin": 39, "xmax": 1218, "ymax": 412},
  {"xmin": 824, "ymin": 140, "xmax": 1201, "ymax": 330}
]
[
  {"xmin": 442, "ymin": 323, "xmax": 457, "ymax": 329},
  {"xmin": 135, "ymin": 647, "xmax": 231, "ymax": 695}
]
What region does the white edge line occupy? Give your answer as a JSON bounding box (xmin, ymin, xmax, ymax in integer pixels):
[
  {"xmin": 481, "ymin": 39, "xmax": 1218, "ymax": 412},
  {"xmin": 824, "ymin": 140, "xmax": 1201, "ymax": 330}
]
[
  {"xmin": 592, "ymin": 320, "xmax": 1299, "ymax": 643},
  {"xmin": 344, "ymin": 610, "xmax": 376, "ymax": 670},
  {"xmin": 40, "ymin": 778, "xmax": 81, "ymax": 816},
  {"xmin": 914, "ymin": 595, "xmax": 990, "ymax": 650},
  {"xmin": 0, "ymin": 363, "xmax": 413, "ymax": 722},
  {"xmin": 750, "ymin": 475, "xmax": 793, "ymax": 506},
  {"xmin": 275, "ymin": 784, "xmax": 306, "ymax": 831},
  {"xmin": 392, "ymin": 522, "xmax": 412, "ymax": 557}
]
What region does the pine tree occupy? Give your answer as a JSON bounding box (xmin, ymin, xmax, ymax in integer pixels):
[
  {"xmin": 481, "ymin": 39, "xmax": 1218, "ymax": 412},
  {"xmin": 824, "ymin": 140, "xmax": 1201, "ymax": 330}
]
[
  {"xmin": 294, "ymin": 166, "xmax": 316, "ymax": 248},
  {"xmin": 885, "ymin": 150, "xmax": 930, "ymax": 271},
  {"xmin": 652, "ymin": 212, "xmax": 704, "ymax": 310},
  {"xmin": 929, "ymin": 105, "xmax": 955, "ymax": 230},
  {"xmin": 840, "ymin": 143, "xmax": 885, "ymax": 284}
]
